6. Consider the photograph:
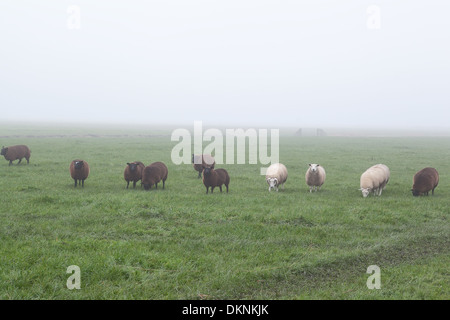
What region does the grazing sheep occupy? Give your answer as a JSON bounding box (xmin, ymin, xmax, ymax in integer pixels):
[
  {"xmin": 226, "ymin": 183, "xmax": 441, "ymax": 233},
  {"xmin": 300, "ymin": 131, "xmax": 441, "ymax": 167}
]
[
  {"xmin": 265, "ymin": 163, "xmax": 288, "ymax": 192},
  {"xmin": 305, "ymin": 164, "xmax": 326, "ymax": 192},
  {"xmin": 411, "ymin": 167, "xmax": 439, "ymax": 196},
  {"xmin": 1, "ymin": 145, "xmax": 31, "ymax": 166},
  {"xmin": 359, "ymin": 164, "xmax": 390, "ymax": 197},
  {"xmin": 142, "ymin": 162, "xmax": 168, "ymax": 190},
  {"xmin": 192, "ymin": 154, "xmax": 215, "ymax": 178},
  {"xmin": 70, "ymin": 159, "xmax": 90, "ymax": 187},
  {"xmin": 202, "ymin": 167, "xmax": 230, "ymax": 194},
  {"xmin": 124, "ymin": 161, "xmax": 145, "ymax": 189}
]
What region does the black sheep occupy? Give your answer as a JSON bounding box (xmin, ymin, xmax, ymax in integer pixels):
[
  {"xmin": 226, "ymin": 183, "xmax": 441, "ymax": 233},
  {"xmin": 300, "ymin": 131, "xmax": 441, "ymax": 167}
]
[
  {"xmin": 411, "ymin": 167, "xmax": 439, "ymax": 196},
  {"xmin": 202, "ymin": 167, "xmax": 230, "ymax": 194},
  {"xmin": 70, "ymin": 159, "xmax": 90, "ymax": 187},
  {"xmin": 142, "ymin": 162, "xmax": 168, "ymax": 190},
  {"xmin": 124, "ymin": 161, "xmax": 145, "ymax": 189},
  {"xmin": 1, "ymin": 145, "xmax": 31, "ymax": 166}
]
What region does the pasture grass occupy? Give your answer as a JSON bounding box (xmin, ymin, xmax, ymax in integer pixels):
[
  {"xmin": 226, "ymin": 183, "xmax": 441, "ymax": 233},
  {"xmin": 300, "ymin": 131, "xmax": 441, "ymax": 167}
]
[{"xmin": 0, "ymin": 125, "xmax": 449, "ymax": 299}]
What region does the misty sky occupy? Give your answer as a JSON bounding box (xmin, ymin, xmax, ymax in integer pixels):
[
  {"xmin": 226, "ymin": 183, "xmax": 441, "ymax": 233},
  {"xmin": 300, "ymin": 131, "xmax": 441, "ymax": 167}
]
[{"xmin": 0, "ymin": 1, "xmax": 449, "ymax": 129}]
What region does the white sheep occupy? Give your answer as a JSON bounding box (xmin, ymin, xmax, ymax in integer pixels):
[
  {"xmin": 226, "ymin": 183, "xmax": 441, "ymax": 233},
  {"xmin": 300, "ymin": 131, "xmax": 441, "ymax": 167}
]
[
  {"xmin": 305, "ymin": 164, "xmax": 326, "ymax": 192},
  {"xmin": 265, "ymin": 163, "xmax": 288, "ymax": 192},
  {"xmin": 359, "ymin": 164, "xmax": 390, "ymax": 197}
]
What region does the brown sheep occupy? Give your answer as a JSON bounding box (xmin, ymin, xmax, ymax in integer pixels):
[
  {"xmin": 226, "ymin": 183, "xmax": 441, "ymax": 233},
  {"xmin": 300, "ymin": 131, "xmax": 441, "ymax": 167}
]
[
  {"xmin": 1, "ymin": 145, "xmax": 31, "ymax": 166},
  {"xmin": 124, "ymin": 161, "xmax": 145, "ymax": 189},
  {"xmin": 70, "ymin": 159, "xmax": 90, "ymax": 187},
  {"xmin": 142, "ymin": 162, "xmax": 168, "ymax": 190},
  {"xmin": 202, "ymin": 167, "xmax": 230, "ymax": 194},
  {"xmin": 411, "ymin": 167, "xmax": 439, "ymax": 196},
  {"xmin": 192, "ymin": 154, "xmax": 215, "ymax": 178}
]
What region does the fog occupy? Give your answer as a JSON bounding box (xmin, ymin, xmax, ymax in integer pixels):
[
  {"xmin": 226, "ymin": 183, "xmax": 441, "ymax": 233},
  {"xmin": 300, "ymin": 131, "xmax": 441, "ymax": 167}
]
[{"xmin": 0, "ymin": 1, "xmax": 449, "ymax": 131}]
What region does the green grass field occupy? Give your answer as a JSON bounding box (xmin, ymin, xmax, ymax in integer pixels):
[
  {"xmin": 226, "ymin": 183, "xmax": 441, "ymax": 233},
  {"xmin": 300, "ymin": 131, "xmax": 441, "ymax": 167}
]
[{"xmin": 0, "ymin": 124, "xmax": 449, "ymax": 299}]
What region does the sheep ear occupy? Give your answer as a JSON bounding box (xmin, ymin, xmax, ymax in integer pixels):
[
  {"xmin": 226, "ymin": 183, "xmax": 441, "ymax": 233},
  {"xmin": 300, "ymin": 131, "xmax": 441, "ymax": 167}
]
[{"xmin": 127, "ymin": 162, "xmax": 131, "ymax": 165}]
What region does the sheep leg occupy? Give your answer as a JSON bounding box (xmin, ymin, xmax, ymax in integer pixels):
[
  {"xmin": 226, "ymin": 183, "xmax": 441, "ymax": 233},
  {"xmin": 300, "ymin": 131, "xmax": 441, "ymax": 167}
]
[
  {"xmin": 74, "ymin": 179, "xmax": 77, "ymax": 187},
  {"xmin": 211, "ymin": 187, "xmax": 215, "ymax": 193},
  {"xmin": 9, "ymin": 160, "xmax": 12, "ymax": 166},
  {"xmin": 126, "ymin": 181, "xmax": 129, "ymax": 189},
  {"xmin": 18, "ymin": 158, "xmax": 22, "ymax": 164},
  {"xmin": 219, "ymin": 186, "xmax": 222, "ymax": 192},
  {"xmin": 432, "ymin": 188, "xmax": 435, "ymax": 195},
  {"xmin": 133, "ymin": 181, "xmax": 137, "ymax": 189},
  {"xmin": 26, "ymin": 158, "xmax": 29, "ymax": 164},
  {"xmin": 82, "ymin": 180, "xmax": 84, "ymax": 188},
  {"xmin": 198, "ymin": 171, "xmax": 202, "ymax": 178},
  {"xmin": 226, "ymin": 185, "xmax": 229, "ymax": 193},
  {"xmin": 206, "ymin": 186, "xmax": 209, "ymax": 194}
]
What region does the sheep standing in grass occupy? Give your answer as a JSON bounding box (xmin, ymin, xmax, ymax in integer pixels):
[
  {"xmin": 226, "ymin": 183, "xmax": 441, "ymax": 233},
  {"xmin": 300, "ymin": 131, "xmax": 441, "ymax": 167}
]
[
  {"xmin": 70, "ymin": 159, "xmax": 90, "ymax": 187},
  {"xmin": 192, "ymin": 154, "xmax": 215, "ymax": 178},
  {"xmin": 202, "ymin": 167, "xmax": 230, "ymax": 194},
  {"xmin": 265, "ymin": 163, "xmax": 288, "ymax": 192},
  {"xmin": 359, "ymin": 164, "xmax": 390, "ymax": 197},
  {"xmin": 142, "ymin": 162, "xmax": 168, "ymax": 190},
  {"xmin": 1, "ymin": 145, "xmax": 31, "ymax": 166},
  {"xmin": 305, "ymin": 164, "xmax": 326, "ymax": 192},
  {"xmin": 411, "ymin": 167, "xmax": 439, "ymax": 196},
  {"xmin": 124, "ymin": 161, "xmax": 145, "ymax": 189}
]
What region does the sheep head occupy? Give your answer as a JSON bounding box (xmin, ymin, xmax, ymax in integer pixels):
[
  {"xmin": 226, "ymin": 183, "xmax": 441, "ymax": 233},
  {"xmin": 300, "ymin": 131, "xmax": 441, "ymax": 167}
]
[
  {"xmin": 359, "ymin": 188, "xmax": 370, "ymax": 198},
  {"xmin": 203, "ymin": 167, "xmax": 212, "ymax": 177},
  {"xmin": 74, "ymin": 161, "xmax": 84, "ymax": 170},
  {"xmin": 267, "ymin": 178, "xmax": 278, "ymax": 191},
  {"xmin": 127, "ymin": 162, "xmax": 138, "ymax": 172}
]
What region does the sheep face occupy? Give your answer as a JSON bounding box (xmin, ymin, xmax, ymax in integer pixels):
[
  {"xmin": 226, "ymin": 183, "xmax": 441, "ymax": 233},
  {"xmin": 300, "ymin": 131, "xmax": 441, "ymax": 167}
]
[
  {"xmin": 0, "ymin": 147, "xmax": 7, "ymax": 156},
  {"xmin": 360, "ymin": 188, "xmax": 370, "ymax": 198},
  {"xmin": 74, "ymin": 161, "xmax": 84, "ymax": 170},
  {"xmin": 203, "ymin": 167, "xmax": 212, "ymax": 177},
  {"xmin": 411, "ymin": 189, "xmax": 421, "ymax": 197},
  {"xmin": 309, "ymin": 164, "xmax": 320, "ymax": 173},
  {"xmin": 127, "ymin": 162, "xmax": 138, "ymax": 172},
  {"xmin": 267, "ymin": 178, "xmax": 278, "ymax": 191}
]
